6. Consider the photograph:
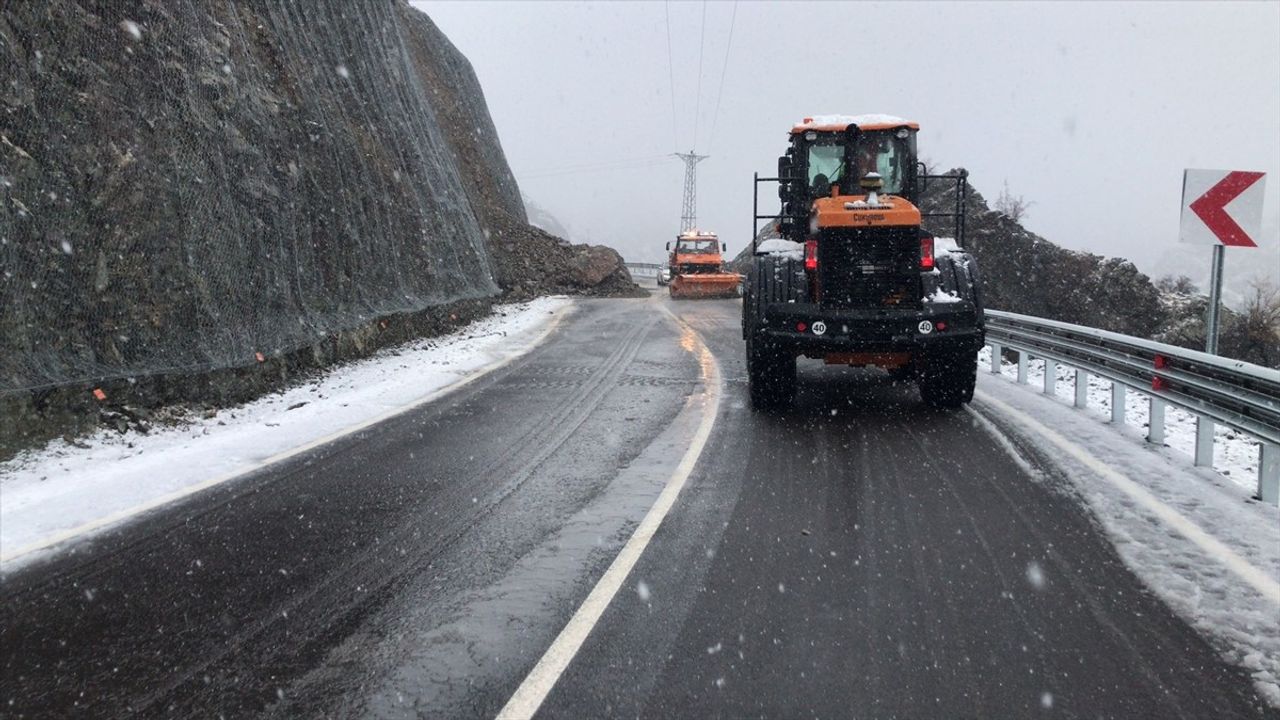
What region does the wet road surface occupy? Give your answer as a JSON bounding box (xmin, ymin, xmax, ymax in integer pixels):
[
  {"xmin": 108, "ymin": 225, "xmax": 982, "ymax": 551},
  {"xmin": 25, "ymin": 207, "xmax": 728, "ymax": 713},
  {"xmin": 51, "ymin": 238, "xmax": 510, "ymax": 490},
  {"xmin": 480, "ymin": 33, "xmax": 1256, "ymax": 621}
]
[{"xmin": 2, "ymin": 295, "xmax": 1274, "ymax": 718}]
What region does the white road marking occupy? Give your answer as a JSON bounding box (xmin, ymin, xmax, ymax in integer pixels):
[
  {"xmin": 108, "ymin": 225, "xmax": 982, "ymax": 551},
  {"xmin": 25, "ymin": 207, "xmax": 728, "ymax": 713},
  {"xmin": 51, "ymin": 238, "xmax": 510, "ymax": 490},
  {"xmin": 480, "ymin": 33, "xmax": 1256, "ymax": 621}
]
[
  {"xmin": 0, "ymin": 304, "xmax": 574, "ymax": 567},
  {"xmin": 495, "ymin": 307, "xmax": 723, "ymax": 720},
  {"xmin": 971, "ymin": 390, "xmax": 1280, "ymax": 605}
]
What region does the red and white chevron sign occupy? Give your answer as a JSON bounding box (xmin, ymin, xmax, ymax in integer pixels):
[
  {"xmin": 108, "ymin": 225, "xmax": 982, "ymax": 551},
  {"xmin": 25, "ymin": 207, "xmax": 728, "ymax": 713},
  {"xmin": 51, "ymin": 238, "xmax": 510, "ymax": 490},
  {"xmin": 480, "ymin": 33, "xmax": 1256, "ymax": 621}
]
[{"xmin": 1179, "ymin": 169, "xmax": 1267, "ymax": 247}]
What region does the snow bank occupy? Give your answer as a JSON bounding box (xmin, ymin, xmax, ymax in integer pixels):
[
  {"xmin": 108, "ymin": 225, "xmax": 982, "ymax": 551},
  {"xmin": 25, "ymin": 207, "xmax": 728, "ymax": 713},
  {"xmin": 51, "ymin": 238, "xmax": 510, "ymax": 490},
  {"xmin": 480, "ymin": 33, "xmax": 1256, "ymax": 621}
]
[
  {"xmin": 755, "ymin": 239, "xmax": 804, "ymax": 260},
  {"xmin": 795, "ymin": 113, "xmax": 914, "ymax": 129},
  {"xmin": 0, "ymin": 297, "xmax": 573, "ymax": 570},
  {"xmin": 979, "ymin": 347, "xmax": 1262, "ymax": 484},
  {"xmin": 924, "ymin": 288, "xmax": 961, "ymax": 304},
  {"xmin": 933, "ymin": 237, "xmax": 961, "ymax": 257},
  {"xmin": 975, "ymin": 351, "xmax": 1280, "ymax": 705}
]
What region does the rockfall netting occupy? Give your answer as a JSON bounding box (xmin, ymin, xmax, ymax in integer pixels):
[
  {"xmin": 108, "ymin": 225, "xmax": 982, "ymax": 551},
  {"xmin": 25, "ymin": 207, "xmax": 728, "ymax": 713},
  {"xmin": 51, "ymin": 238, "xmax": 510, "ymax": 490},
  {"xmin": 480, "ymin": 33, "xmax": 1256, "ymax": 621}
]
[{"xmin": 0, "ymin": 1, "xmax": 500, "ymax": 396}]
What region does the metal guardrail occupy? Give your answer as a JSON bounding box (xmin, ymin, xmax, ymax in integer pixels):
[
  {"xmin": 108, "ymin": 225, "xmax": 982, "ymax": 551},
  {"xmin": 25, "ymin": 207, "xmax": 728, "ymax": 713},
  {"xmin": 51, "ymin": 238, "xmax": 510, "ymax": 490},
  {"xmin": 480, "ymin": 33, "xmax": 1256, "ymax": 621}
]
[
  {"xmin": 984, "ymin": 309, "xmax": 1280, "ymax": 504},
  {"xmin": 624, "ymin": 262, "xmax": 662, "ymax": 279}
]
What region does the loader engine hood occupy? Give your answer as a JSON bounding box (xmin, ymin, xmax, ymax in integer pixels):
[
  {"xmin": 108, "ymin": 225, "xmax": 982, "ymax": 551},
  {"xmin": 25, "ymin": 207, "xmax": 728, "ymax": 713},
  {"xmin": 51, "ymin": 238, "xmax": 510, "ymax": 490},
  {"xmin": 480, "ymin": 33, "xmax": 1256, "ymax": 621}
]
[{"xmin": 811, "ymin": 195, "xmax": 921, "ymax": 229}]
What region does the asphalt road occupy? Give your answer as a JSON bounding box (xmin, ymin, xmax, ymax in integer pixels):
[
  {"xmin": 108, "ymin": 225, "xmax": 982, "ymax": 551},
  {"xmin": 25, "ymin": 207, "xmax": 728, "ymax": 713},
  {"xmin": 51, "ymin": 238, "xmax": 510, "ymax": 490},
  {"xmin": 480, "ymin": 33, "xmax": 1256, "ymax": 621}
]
[{"xmin": 2, "ymin": 295, "xmax": 1274, "ymax": 719}]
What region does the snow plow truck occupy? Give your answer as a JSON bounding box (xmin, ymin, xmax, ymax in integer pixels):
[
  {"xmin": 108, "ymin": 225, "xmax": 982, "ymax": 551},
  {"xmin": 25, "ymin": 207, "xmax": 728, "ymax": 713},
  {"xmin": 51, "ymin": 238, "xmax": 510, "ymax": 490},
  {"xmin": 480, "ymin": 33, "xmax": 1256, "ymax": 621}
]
[
  {"xmin": 743, "ymin": 114, "xmax": 985, "ymax": 409},
  {"xmin": 667, "ymin": 229, "xmax": 741, "ymax": 299}
]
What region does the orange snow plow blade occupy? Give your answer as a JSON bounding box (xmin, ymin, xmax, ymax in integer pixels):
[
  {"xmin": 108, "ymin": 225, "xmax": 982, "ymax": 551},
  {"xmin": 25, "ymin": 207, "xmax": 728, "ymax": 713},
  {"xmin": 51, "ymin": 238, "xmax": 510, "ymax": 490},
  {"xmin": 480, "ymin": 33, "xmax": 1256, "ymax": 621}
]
[{"xmin": 669, "ymin": 272, "xmax": 741, "ymax": 299}]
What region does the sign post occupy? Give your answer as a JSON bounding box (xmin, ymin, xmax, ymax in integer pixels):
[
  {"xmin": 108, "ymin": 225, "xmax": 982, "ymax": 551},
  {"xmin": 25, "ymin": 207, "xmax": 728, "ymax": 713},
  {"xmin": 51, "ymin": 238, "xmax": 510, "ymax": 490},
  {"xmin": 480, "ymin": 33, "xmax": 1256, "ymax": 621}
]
[
  {"xmin": 1178, "ymin": 169, "xmax": 1267, "ymax": 355},
  {"xmin": 1205, "ymin": 245, "xmax": 1225, "ymax": 354}
]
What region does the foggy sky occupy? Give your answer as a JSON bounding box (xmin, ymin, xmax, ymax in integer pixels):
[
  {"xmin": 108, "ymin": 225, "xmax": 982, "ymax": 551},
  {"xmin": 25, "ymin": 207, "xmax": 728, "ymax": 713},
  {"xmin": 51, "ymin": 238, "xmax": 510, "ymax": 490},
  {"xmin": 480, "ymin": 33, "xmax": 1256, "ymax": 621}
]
[{"xmin": 415, "ymin": 1, "xmax": 1279, "ymax": 301}]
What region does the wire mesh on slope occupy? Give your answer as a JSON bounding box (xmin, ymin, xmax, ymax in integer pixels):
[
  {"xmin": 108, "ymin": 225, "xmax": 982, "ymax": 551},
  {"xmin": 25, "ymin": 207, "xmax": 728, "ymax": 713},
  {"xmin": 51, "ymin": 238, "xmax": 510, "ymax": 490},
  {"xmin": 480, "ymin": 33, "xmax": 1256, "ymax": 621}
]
[{"xmin": 0, "ymin": 1, "xmax": 499, "ymax": 396}]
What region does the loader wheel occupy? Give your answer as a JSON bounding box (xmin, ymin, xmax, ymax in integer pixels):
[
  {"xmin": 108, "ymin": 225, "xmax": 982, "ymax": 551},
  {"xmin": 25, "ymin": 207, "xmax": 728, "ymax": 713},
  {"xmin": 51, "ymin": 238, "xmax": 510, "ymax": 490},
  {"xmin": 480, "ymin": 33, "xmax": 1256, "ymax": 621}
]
[
  {"xmin": 747, "ymin": 330, "xmax": 795, "ymax": 410},
  {"xmin": 918, "ymin": 351, "xmax": 977, "ymax": 409},
  {"xmin": 743, "ymin": 254, "xmax": 802, "ymax": 410},
  {"xmin": 743, "ymin": 253, "xmax": 807, "ymax": 339},
  {"xmin": 886, "ymin": 364, "xmax": 915, "ymax": 383}
]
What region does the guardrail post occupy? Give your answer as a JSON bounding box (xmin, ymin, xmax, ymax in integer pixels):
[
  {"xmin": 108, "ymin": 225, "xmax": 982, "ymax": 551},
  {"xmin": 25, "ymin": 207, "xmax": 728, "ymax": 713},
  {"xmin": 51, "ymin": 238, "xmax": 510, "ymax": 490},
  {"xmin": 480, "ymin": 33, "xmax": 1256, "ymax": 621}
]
[
  {"xmin": 1194, "ymin": 416, "xmax": 1214, "ymax": 467},
  {"xmin": 989, "ymin": 343, "xmax": 1002, "ymax": 374},
  {"xmin": 1043, "ymin": 361, "xmax": 1055, "ymax": 395},
  {"xmin": 1259, "ymin": 443, "xmax": 1279, "ymax": 505},
  {"xmin": 1110, "ymin": 383, "xmax": 1125, "ymax": 425},
  {"xmin": 1074, "ymin": 369, "xmax": 1088, "ymax": 408},
  {"xmin": 1016, "ymin": 352, "xmax": 1028, "ymax": 384},
  {"xmin": 1147, "ymin": 398, "xmax": 1166, "ymax": 444}
]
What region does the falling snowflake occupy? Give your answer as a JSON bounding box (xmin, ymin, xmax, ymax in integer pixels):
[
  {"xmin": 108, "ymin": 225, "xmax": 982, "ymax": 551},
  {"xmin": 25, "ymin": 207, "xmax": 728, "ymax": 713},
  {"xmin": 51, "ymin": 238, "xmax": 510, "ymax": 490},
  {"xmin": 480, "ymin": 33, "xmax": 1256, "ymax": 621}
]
[
  {"xmin": 120, "ymin": 20, "xmax": 142, "ymax": 40},
  {"xmin": 1025, "ymin": 561, "xmax": 1046, "ymax": 590},
  {"xmin": 59, "ymin": 239, "xmax": 73, "ymax": 255},
  {"xmin": 335, "ymin": 64, "xmax": 350, "ymax": 79},
  {"xmin": 636, "ymin": 580, "xmax": 651, "ymax": 602}
]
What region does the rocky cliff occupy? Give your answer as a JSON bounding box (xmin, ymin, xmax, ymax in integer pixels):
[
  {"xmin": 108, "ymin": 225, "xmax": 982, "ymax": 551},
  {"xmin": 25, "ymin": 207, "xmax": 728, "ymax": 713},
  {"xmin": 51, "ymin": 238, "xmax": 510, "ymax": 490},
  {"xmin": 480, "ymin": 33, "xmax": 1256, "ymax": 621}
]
[
  {"xmin": 918, "ymin": 174, "xmax": 1165, "ymax": 339},
  {"xmin": 0, "ymin": 1, "xmax": 636, "ymax": 454}
]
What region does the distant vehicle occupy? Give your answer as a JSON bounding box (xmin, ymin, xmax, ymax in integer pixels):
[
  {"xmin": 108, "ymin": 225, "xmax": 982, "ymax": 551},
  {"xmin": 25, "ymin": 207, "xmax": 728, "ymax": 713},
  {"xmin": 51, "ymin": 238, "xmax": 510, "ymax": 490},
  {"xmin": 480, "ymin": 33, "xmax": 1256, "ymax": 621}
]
[
  {"xmin": 657, "ymin": 265, "xmax": 672, "ymax": 286},
  {"xmin": 666, "ymin": 229, "xmax": 741, "ymax": 299},
  {"xmin": 743, "ymin": 114, "xmax": 984, "ymax": 409}
]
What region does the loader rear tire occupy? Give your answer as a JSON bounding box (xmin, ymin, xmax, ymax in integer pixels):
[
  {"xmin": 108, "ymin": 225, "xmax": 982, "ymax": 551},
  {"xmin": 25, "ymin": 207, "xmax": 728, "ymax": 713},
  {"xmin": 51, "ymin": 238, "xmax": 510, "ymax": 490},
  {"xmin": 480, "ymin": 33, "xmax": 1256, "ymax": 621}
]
[
  {"xmin": 743, "ymin": 254, "xmax": 803, "ymax": 410},
  {"xmin": 918, "ymin": 351, "xmax": 977, "ymax": 409},
  {"xmin": 747, "ymin": 330, "xmax": 795, "ymax": 410}
]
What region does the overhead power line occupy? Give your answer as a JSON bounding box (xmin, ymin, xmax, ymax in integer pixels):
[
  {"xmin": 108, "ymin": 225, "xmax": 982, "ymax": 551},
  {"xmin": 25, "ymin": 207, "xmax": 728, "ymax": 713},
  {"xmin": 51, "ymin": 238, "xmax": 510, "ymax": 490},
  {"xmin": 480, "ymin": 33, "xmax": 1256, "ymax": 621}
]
[
  {"xmin": 705, "ymin": 1, "xmax": 738, "ymax": 152},
  {"xmin": 691, "ymin": 0, "xmax": 708, "ymax": 150},
  {"xmin": 664, "ymin": 2, "xmax": 679, "ymax": 150}
]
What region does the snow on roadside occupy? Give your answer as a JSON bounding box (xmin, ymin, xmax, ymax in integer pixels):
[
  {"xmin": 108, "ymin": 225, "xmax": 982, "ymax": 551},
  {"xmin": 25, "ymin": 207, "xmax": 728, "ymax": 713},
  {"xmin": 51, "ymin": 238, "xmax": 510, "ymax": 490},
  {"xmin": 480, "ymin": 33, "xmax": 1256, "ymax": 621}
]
[
  {"xmin": 974, "ymin": 351, "xmax": 1280, "ymax": 705},
  {"xmin": 977, "ymin": 346, "xmax": 1262, "ymax": 490},
  {"xmin": 0, "ymin": 297, "xmax": 572, "ymax": 570}
]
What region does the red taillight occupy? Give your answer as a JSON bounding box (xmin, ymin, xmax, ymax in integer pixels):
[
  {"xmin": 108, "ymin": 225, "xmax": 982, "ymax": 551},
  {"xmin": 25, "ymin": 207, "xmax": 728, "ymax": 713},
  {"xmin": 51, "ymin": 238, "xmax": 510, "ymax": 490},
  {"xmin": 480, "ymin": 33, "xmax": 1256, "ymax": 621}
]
[
  {"xmin": 920, "ymin": 236, "xmax": 935, "ymax": 270},
  {"xmin": 804, "ymin": 239, "xmax": 818, "ymax": 271},
  {"xmin": 796, "ymin": 322, "xmax": 808, "ymax": 333}
]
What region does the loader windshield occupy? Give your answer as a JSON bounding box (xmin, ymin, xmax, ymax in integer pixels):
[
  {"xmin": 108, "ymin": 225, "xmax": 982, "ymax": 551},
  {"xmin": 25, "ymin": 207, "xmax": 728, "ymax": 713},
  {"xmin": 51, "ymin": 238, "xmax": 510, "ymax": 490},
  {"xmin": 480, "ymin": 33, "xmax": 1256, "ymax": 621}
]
[
  {"xmin": 853, "ymin": 130, "xmax": 915, "ymax": 194},
  {"xmin": 804, "ymin": 129, "xmax": 916, "ymax": 196},
  {"xmin": 807, "ymin": 143, "xmax": 845, "ymax": 189}
]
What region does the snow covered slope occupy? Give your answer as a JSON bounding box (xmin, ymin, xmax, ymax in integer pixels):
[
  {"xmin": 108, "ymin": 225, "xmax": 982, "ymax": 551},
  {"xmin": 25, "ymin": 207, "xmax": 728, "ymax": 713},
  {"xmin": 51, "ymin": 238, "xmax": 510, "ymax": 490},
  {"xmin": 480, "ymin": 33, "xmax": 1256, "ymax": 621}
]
[{"xmin": 0, "ymin": 298, "xmax": 572, "ymax": 571}]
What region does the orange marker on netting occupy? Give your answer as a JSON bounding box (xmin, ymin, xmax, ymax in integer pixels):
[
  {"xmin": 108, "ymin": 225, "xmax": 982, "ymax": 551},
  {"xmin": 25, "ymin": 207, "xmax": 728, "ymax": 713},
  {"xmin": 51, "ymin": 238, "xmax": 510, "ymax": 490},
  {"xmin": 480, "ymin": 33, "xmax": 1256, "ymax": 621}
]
[
  {"xmin": 92, "ymin": 388, "xmax": 106, "ymax": 401},
  {"xmin": 255, "ymin": 352, "xmax": 266, "ymax": 363}
]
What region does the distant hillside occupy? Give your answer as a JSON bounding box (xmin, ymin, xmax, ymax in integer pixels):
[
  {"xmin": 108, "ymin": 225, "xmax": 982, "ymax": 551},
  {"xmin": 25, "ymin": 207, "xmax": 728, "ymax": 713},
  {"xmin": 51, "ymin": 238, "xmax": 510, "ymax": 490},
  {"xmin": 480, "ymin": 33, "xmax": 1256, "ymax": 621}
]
[
  {"xmin": 918, "ymin": 173, "xmax": 1164, "ymax": 338},
  {"xmin": 523, "ymin": 194, "xmax": 574, "ymax": 242},
  {"xmin": 919, "ymin": 174, "xmax": 1277, "ymax": 366}
]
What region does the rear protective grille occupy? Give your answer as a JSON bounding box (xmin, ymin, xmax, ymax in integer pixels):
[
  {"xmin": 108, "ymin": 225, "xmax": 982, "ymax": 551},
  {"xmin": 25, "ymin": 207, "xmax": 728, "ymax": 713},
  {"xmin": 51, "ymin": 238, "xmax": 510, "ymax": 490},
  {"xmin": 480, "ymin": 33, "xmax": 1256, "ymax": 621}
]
[{"xmin": 817, "ymin": 227, "xmax": 920, "ymax": 308}]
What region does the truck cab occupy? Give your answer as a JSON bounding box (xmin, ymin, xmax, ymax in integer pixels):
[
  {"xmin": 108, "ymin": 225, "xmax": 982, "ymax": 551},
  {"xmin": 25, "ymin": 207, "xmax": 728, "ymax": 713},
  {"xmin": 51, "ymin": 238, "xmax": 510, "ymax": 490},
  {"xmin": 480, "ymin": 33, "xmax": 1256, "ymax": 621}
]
[{"xmin": 666, "ymin": 230, "xmax": 741, "ymax": 299}]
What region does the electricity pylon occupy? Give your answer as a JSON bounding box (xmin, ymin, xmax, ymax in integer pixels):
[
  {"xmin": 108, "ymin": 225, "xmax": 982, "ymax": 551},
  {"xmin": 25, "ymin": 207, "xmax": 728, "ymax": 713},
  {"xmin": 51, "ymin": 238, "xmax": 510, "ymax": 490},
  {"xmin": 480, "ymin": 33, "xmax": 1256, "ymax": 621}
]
[{"xmin": 673, "ymin": 151, "xmax": 709, "ymax": 231}]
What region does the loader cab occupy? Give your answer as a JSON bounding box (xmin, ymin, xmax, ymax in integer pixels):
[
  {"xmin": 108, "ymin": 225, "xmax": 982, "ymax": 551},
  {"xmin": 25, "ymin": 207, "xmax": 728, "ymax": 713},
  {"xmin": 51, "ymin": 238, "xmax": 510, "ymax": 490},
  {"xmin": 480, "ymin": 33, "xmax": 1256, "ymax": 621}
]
[{"xmin": 777, "ymin": 122, "xmax": 920, "ymax": 240}]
